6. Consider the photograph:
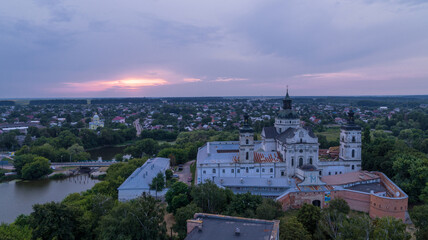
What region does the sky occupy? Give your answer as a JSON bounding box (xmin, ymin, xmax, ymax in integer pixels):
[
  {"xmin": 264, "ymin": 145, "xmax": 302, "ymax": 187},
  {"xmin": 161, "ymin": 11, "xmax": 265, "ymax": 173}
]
[{"xmin": 1, "ymin": 0, "xmax": 428, "ymax": 98}]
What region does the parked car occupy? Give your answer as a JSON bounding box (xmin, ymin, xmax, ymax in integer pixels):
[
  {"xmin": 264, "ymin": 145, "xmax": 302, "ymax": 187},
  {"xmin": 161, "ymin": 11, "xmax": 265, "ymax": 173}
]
[{"xmin": 172, "ymin": 174, "xmax": 179, "ymax": 179}]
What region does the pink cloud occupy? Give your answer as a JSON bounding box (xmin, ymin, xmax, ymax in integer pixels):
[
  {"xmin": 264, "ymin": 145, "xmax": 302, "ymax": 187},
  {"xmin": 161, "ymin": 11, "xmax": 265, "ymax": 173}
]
[
  {"xmin": 214, "ymin": 77, "xmax": 248, "ymax": 82},
  {"xmin": 61, "ymin": 78, "xmax": 168, "ymax": 92},
  {"xmin": 183, "ymin": 78, "xmax": 202, "ymax": 82}
]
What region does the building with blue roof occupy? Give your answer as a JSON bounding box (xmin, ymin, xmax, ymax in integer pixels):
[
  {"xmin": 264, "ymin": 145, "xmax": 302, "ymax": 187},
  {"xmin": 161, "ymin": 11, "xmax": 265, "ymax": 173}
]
[{"xmin": 118, "ymin": 157, "xmax": 170, "ymax": 201}]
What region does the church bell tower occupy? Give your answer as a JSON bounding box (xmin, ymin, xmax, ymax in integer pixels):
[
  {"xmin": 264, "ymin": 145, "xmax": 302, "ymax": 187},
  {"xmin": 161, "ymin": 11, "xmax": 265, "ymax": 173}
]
[
  {"xmin": 339, "ymin": 110, "xmax": 362, "ymax": 171},
  {"xmin": 239, "ymin": 114, "xmax": 254, "ymax": 163}
]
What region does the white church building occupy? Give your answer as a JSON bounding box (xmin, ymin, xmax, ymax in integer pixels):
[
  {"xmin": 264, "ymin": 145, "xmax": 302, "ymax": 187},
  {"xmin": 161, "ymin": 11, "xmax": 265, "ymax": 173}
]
[{"xmin": 196, "ymin": 91, "xmax": 362, "ymax": 197}]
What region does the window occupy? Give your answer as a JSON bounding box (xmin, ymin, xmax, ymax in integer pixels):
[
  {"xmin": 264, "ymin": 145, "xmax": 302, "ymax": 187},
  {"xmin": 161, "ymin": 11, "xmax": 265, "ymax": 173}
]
[
  {"xmin": 352, "ymin": 165, "xmax": 355, "ymax": 170},
  {"xmin": 246, "ymin": 167, "xmax": 249, "ymax": 173},
  {"xmin": 335, "ymin": 172, "xmax": 337, "ymax": 175},
  {"xmin": 352, "ymin": 149, "xmax": 355, "ymax": 158},
  {"xmin": 319, "ymin": 171, "xmax": 322, "ymax": 175},
  {"xmin": 292, "ymin": 158, "xmax": 294, "ymax": 166},
  {"xmin": 309, "ymin": 157, "xmax": 313, "ymax": 165},
  {"xmin": 212, "ymin": 169, "xmax": 216, "ymax": 173},
  {"xmin": 299, "ymin": 149, "xmax": 303, "ymax": 153},
  {"xmin": 299, "ymin": 158, "xmax": 303, "ymax": 167},
  {"xmin": 246, "ymin": 152, "xmax": 249, "ymax": 160},
  {"xmin": 270, "ymin": 168, "xmax": 273, "ymax": 173},
  {"xmin": 256, "ymin": 168, "xmax": 259, "ymax": 173},
  {"xmin": 262, "ymin": 168, "xmax": 265, "ymax": 173},
  {"xmin": 328, "ymin": 172, "xmax": 331, "ymax": 175},
  {"xmin": 246, "ymin": 139, "xmax": 249, "ymax": 144},
  {"xmin": 231, "ymin": 169, "xmax": 234, "ymax": 173},
  {"xmin": 352, "ymin": 136, "xmax": 356, "ymax": 142},
  {"xmin": 339, "ymin": 171, "xmax": 342, "ymax": 174},
  {"xmin": 237, "ymin": 169, "xmax": 240, "ymax": 173},
  {"xmin": 281, "ymin": 171, "xmax": 284, "ymax": 176},
  {"xmin": 222, "ymin": 169, "xmax": 225, "ymax": 173},
  {"xmin": 203, "ymin": 170, "xmax": 206, "ymax": 174}
]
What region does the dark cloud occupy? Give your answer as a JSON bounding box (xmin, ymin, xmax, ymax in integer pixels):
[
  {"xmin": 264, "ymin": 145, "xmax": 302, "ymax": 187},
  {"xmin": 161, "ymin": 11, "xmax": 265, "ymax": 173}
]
[{"xmin": 0, "ymin": 0, "xmax": 427, "ymax": 98}]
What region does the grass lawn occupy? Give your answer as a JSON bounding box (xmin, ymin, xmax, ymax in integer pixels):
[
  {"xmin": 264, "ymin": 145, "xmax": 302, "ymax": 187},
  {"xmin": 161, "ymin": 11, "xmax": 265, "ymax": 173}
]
[{"xmin": 316, "ymin": 127, "xmax": 340, "ymax": 142}]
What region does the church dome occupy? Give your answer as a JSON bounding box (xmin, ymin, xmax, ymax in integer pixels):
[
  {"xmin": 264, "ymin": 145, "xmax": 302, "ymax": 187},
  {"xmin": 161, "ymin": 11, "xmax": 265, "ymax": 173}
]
[
  {"xmin": 277, "ymin": 109, "xmax": 299, "ymax": 119},
  {"xmin": 93, "ymin": 114, "xmax": 100, "ymax": 120}
]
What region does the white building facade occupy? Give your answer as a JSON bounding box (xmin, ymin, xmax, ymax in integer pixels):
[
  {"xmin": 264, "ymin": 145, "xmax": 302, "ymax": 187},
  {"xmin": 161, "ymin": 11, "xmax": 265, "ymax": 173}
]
[{"xmin": 196, "ymin": 91, "xmax": 361, "ymax": 196}]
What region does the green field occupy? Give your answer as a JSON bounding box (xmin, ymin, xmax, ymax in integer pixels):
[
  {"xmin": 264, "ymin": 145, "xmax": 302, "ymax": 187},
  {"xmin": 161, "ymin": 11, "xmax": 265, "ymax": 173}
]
[{"xmin": 316, "ymin": 127, "xmax": 340, "ymax": 142}]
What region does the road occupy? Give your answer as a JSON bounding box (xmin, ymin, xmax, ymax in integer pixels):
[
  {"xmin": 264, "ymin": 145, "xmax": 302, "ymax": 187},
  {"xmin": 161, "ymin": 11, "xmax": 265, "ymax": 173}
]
[{"xmin": 177, "ymin": 160, "xmax": 195, "ymax": 186}]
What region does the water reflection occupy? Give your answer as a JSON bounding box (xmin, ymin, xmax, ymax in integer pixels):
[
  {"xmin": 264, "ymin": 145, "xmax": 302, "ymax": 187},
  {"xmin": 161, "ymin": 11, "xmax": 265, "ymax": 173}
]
[{"xmin": 0, "ymin": 175, "xmax": 98, "ymax": 224}]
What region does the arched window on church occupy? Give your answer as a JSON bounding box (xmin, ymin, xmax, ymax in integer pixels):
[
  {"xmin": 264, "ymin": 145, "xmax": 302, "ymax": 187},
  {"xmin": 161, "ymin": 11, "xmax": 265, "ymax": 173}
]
[
  {"xmin": 299, "ymin": 158, "xmax": 303, "ymax": 167},
  {"xmin": 246, "ymin": 152, "xmax": 249, "ymax": 160},
  {"xmin": 246, "ymin": 139, "xmax": 249, "ymax": 144},
  {"xmin": 309, "ymin": 157, "xmax": 313, "ymax": 165},
  {"xmin": 291, "ymin": 158, "xmax": 294, "ymax": 166},
  {"xmin": 300, "ymin": 138, "xmax": 303, "ymax": 143},
  {"xmin": 352, "ymin": 149, "xmax": 355, "ymax": 158},
  {"xmin": 352, "ymin": 136, "xmax": 356, "ymax": 142}
]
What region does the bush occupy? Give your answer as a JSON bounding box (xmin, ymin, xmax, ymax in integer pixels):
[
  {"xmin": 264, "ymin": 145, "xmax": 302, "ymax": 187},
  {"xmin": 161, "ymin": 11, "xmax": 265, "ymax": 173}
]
[{"xmin": 21, "ymin": 157, "xmax": 52, "ymax": 180}]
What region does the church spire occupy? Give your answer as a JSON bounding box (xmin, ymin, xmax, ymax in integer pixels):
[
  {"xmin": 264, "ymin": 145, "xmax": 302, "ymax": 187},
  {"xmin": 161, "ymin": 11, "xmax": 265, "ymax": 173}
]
[{"xmin": 283, "ymin": 86, "xmax": 292, "ymax": 110}]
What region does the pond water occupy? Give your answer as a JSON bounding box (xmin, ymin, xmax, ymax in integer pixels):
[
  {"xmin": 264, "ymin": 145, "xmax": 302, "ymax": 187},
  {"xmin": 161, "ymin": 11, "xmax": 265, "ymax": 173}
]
[
  {"xmin": 87, "ymin": 146, "xmax": 126, "ymax": 160},
  {"xmin": 0, "ymin": 175, "xmax": 98, "ymax": 224}
]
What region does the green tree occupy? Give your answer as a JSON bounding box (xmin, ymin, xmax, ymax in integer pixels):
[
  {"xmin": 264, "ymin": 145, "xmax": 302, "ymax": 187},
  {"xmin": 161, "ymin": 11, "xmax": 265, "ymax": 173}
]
[
  {"xmin": 279, "ymin": 217, "xmax": 311, "ymax": 240},
  {"xmin": 97, "ymin": 196, "xmax": 167, "ymax": 240},
  {"xmin": 165, "ymin": 181, "xmax": 189, "ymax": 211},
  {"xmin": 190, "ymin": 180, "xmax": 230, "ymax": 214},
  {"xmin": 30, "ymin": 202, "xmax": 80, "ymax": 240},
  {"xmin": 0, "ymin": 223, "xmax": 32, "ymax": 240},
  {"xmin": 165, "ymin": 169, "xmax": 173, "ymax": 181},
  {"xmin": 255, "ymin": 198, "xmax": 283, "ymax": 220},
  {"xmin": 124, "ymin": 138, "xmax": 159, "ymax": 158},
  {"xmin": 158, "ymin": 148, "xmax": 188, "ymax": 165},
  {"xmin": 392, "ymin": 152, "xmax": 428, "ymax": 203},
  {"xmin": 150, "ymin": 172, "xmax": 166, "ymax": 194},
  {"xmin": 173, "ymin": 203, "xmax": 202, "ymax": 239},
  {"xmin": 410, "ymin": 205, "xmax": 428, "ymax": 240},
  {"xmin": 169, "ymin": 194, "xmax": 189, "ymax": 214},
  {"xmin": 328, "ymin": 198, "xmax": 350, "ymax": 215},
  {"xmin": 114, "ymin": 154, "xmax": 124, "ymax": 162},
  {"xmin": 372, "ymin": 217, "xmax": 410, "ymax": 240},
  {"xmin": 13, "ymin": 154, "xmax": 36, "ymax": 176},
  {"xmin": 297, "ymin": 203, "xmax": 321, "ymax": 235},
  {"xmin": 21, "ymin": 157, "xmax": 52, "ymax": 180},
  {"xmin": 362, "ymin": 126, "xmax": 371, "ymax": 145},
  {"xmin": 341, "ymin": 215, "xmax": 373, "ymax": 240},
  {"xmin": 226, "ymin": 192, "xmax": 262, "ymax": 217}
]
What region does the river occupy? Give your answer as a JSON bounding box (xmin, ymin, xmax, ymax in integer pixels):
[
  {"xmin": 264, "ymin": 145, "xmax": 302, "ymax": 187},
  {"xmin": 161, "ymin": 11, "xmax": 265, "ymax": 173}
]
[
  {"xmin": 87, "ymin": 146, "xmax": 126, "ymax": 160},
  {"xmin": 0, "ymin": 175, "xmax": 98, "ymax": 224}
]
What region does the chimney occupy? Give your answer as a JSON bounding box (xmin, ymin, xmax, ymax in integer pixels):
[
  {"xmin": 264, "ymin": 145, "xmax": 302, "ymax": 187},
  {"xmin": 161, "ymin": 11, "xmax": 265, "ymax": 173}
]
[{"xmin": 235, "ymin": 227, "xmax": 240, "ymax": 236}]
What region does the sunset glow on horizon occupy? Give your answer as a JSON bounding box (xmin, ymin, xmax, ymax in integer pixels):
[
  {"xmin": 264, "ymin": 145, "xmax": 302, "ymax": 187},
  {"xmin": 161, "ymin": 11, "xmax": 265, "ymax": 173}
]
[{"xmin": 62, "ymin": 78, "xmax": 169, "ymax": 92}]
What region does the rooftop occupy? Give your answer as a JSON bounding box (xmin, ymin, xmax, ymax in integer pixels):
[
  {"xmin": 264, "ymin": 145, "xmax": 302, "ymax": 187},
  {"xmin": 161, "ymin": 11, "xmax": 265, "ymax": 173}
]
[
  {"xmin": 346, "ymin": 183, "xmax": 387, "ymax": 193},
  {"xmin": 117, "ymin": 157, "xmax": 170, "ymax": 191},
  {"xmin": 185, "ymin": 213, "xmax": 279, "ymax": 240},
  {"xmin": 197, "ymin": 141, "xmax": 282, "ymax": 165},
  {"xmin": 321, "ymin": 171, "xmax": 379, "ymax": 186}
]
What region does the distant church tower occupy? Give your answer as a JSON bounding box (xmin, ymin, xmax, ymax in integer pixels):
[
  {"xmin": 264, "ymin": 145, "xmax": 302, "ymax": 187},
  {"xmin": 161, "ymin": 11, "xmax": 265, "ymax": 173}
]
[
  {"xmin": 274, "ymin": 88, "xmax": 300, "ymax": 133},
  {"xmin": 239, "ymin": 114, "xmax": 254, "ymax": 163},
  {"xmin": 339, "ymin": 110, "xmax": 362, "ymax": 171}
]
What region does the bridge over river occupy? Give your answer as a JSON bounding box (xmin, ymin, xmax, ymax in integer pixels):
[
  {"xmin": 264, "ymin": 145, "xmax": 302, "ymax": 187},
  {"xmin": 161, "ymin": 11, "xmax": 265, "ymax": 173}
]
[
  {"xmin": 51, "ymin": 161, "xmax": 116, "ymax": 168},
  {"xmin": 1, "ymin": 161, "xmax": 116, "ymax": 170}
]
